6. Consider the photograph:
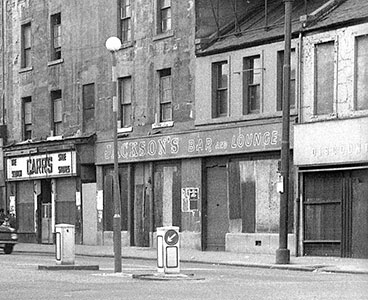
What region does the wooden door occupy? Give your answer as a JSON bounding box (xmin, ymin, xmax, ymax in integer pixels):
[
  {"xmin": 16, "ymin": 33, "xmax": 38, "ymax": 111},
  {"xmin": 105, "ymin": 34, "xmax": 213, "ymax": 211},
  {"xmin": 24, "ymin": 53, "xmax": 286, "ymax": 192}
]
[
  {"xmin": 351, "ymin": 170, "xmax": 368, "ymax": 258},
  {"xmin": 205, "ymin": 164, "xmax": 228, "ymax": 251}
]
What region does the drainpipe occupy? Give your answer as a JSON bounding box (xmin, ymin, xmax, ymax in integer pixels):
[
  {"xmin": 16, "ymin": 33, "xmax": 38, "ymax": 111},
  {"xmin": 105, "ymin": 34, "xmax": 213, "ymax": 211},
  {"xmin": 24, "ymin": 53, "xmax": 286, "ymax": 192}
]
[{"xmin": 276, "ymin": 0, "xmax": 293, "ymax": 265}]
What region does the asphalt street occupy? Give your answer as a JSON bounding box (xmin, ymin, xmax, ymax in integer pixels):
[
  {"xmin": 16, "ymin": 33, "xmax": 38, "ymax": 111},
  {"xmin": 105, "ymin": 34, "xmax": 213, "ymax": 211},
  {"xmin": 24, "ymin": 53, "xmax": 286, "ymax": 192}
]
[{"xmin": 1, "ymin": 253, "xmax": 367, "ymax": 300}]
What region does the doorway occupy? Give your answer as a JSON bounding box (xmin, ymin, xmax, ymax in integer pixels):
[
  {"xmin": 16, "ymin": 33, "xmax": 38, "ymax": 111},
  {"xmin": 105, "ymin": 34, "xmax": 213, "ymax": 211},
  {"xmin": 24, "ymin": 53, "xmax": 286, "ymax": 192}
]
[
  {"xmin": 37, "ymin": 179, "xmax": 52, "ymax": 244},
  {"xmin": 205, "ymin": 159, "xmax": 229, "ymax": 251}
]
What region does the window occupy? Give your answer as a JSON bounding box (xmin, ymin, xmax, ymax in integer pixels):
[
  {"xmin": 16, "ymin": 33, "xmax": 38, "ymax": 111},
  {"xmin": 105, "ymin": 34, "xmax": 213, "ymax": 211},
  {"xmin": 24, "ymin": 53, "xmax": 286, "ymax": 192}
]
[
  {"xmin": 82, "ymin": 83, "xmax": 95, "ymax": 132},
  {"xmin": 159, "ymin": 69, "xmax": 172, "ymax": 122},
  {"xmin": 120, "ymin": 0, "xmax": 131, "ymax": 42},
  {"xmin": 315, "ymin": 41, "xmax": 334, "ymax": 115},
  {"xmin": 212, "ymin": 61, "xmax": 228, "ymax": 118},
  {"xmin": 243, "ymin": 56, "xmax": 261, "ymax": 114},
  {"xmin": 51, "ymin": 13, "xmax": 61, "ymax": 61},
  {"xmin": 51, "ymin": 90, "xmax": 62, "ymax": 136},
  {"xmin": 157, "ymin": 0, "xmax": 171, "ymax": 34},
  {"xmin": 22, "ymin": 97, "xmax": 32, "ymax": 140},
  {"xmin": 21, "ymin": 23, "xmax": 31, "ymax": 68},
  {"xmin": 355, "ymin": 35, "xmax": 368, "ymax": 111},
  {"xmin": 118, "ymin": 77, "xmax": 132, "ymax": 128},
  {"xmin": 277, "ymin": 49, "xmax": 296, "ymax": 111}
]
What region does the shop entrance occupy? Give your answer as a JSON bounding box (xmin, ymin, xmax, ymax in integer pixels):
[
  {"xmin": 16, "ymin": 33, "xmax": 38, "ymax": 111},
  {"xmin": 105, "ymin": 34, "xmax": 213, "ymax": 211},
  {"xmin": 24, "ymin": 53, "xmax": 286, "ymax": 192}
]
[
  {"xmin": 205, "ymin": 160, "xmax": 229, "ymax": 251},
  {"xmin": 303, "ymin": 169, "xmax": 368, "ymax": 258},
  {"xmin": 37, "ymin": 179, "xmax": 52, "ymax": 244}
]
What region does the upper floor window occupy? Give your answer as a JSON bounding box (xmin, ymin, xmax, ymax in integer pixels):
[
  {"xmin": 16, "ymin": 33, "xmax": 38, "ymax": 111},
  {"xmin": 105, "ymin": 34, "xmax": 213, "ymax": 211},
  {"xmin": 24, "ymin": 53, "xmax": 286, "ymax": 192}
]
[
  {"xmin": 82, "ymin": 83, "xmax": 95, "ymax": 133},
  {"xmin": 314, "ymin": 41, "xmax": 335, "ymax": 115},
  {"xmin": 159, "ymin": 69, "xmax": 172, "ymax": 122},
  {"xmin": 21, "ymin": 23, "xmax": 31, "ymax": 68},
  {"xmin": 243, "ymin": 55, "xmax": 261, "ymax": 114},
  {"xmin": 157, "ymin": 0, "xmax": 171, "ymax": 34},
  {"xmin": 212, "ymin": 61, "xmax": 228, "ymax": 118},
  {"xmin": 120, "ymin": 0, "xmax": 131, "ymax": 43},
  {"xmin": 51, "ymin": 13, "xmax": 61, "ymax": 61},
  {"xmin": 355, "ymin": 35, "xmax": 368, "ymax": 111},
  {"xmin": 277, "ymin": 49, "xmax": 296, "ymax": 111},
  {"xmin": 22, "ymin": 97, "xmax": 32, "ymax": 140},
  {"xmin": 118, "ymin": 77, "xmax": 132, "ymax": 128},
  {"xmin": 51, "ymin": 90, "xmax": 62, "ymax": 136}
]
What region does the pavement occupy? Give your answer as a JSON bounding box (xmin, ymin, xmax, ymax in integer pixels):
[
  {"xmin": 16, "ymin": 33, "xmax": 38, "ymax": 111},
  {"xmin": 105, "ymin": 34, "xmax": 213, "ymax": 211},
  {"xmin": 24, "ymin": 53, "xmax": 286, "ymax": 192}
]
[{"xmin": 13, "ymin": 243, "xmax": 368, "ymax": 275}]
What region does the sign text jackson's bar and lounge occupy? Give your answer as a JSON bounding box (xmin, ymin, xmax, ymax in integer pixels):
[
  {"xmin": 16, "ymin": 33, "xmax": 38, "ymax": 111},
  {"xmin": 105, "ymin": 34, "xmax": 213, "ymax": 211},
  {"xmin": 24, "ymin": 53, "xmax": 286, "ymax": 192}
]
[{"xmin": 96, "ymin": 123, "xmax": 291, "ymax": 164}]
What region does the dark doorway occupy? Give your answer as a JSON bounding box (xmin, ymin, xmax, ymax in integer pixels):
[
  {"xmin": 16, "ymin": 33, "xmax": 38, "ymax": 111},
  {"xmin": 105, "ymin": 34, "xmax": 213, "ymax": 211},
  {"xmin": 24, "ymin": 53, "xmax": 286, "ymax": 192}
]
[{"xmin": 37, "ymin": 179, "xmax": 52, "ymax": 244}]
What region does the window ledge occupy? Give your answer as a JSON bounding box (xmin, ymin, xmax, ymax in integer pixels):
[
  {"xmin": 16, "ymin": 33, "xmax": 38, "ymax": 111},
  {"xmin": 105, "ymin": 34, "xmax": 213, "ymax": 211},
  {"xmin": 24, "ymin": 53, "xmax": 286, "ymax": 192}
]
[
  {"xmin": 121, "ymin": 41, "xmax": 133, "ymax": 49},
  {"xmin": 152, "ymin": 121, "xmax": 174, "ymax": 129},
  {"xmin": 48, "ymin": 58, "xmax": 64, "ymax": 67},
  {"xmin": 153, "ymin": 30, "xmax": 174, "ymax": 41},
  {"xmin": 19, "ymin": 66, "xmax": 33, "ymax": 73},
  {"xmin": 117, "ymin": 126, "xmax": 133, "ymax": 134}
]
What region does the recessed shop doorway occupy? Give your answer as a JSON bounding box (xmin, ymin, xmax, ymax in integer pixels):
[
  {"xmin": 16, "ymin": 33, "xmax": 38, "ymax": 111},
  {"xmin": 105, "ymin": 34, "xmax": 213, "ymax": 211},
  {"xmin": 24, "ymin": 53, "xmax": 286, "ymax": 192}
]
[
  {"xmin": 37, "ymin": 179, "xmax": 52, "ymax": 244},
  {"xmin": 303, "ymin": 169, "xmax": 368, "ymax": 258}
]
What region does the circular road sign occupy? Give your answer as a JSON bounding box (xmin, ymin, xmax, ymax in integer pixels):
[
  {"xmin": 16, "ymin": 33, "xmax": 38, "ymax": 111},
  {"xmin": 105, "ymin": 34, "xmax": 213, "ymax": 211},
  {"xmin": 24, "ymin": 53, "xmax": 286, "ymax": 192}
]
[{"xmin": 164, "ymin": 229, "xmax": 179, "ymax": 246}]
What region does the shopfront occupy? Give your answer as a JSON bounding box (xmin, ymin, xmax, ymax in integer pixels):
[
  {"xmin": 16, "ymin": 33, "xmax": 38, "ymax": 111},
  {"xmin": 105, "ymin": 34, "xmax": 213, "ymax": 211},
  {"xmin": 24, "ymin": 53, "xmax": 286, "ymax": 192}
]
[
  {"xmin": 96, "ymin": 122, "xmax": 294, "ymax": 253},
  {"xmin": 294, "ymin": 117, "xmax": 368, "ymax": 258},
  {"xmin": 4, "ymin": 137, "xmax": 96, "ymax": 244}
]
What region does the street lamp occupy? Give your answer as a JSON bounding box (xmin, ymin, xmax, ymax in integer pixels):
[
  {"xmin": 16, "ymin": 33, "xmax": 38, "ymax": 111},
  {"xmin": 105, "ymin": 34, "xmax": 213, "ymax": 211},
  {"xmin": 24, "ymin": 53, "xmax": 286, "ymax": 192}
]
[
  {"xmin": 276, "ymin": 0, "xmax": 293, "ymax": 265},
  {"xmin": 105, "ymin": 36, "xmax": 122, "ymax": 272}
]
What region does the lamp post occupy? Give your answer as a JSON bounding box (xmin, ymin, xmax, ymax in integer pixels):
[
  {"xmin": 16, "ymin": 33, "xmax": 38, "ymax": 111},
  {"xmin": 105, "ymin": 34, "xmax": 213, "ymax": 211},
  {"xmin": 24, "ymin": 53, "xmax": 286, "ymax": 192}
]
[
  {"xmin": 105, "ymin": 36, "xmax": 122, "ymax": 272},
  {"xmin": 276, "ymin": 0, "xmax": 293, "ymax": 265}
]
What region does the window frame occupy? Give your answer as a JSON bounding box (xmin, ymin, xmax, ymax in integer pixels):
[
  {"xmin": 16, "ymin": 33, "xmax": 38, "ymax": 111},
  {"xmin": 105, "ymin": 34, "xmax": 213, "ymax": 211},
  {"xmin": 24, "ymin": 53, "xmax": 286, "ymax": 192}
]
[
  {"xmin": 22, "ymin": 97, "xmax": 32, "ymax": 140},
  {"xmin": 313, "ymin": 41, "xmax": 336, "ymax": 116},
  {"xmin": 277, "ymin": 49, "xmax": 296, "ymax": 112},
  {"xmin": 211, "ymin": 61, "xmax": 229, "ymax": 118},
  {"xmin": 156, "ymin": 0, "xmax": 172, "ymax": 35},
  {"xmin": 21, "ymin": 22, "xmax": 32, "ymax": 68},
  {"xmin": 159, "ymin": 68, "xmax": 172, "ymax": 122},
  {"xmin": 354, "ymin": 34, "xmax": 368, "ymax": 111},
  {"xmin": 82, "ymin": 83, "xmax": 95, "ymax": 132},
  {"xmin": 118, "ymin": 76, "xmax": 132, "ymax": 128},
  {"xmin": 50, "ymin": 13, "xmax": 61, "ymax": 61},
  {"xmin": 120, "ymin": 0, "xmax": 132, "ymax": 43},
  {"xmin": 243, "ymin": 55, "xmax": 262, "ymax": 115},
  {"xmin": 51, "ymin": 90, "xmax": 62, "ymax": 136}
]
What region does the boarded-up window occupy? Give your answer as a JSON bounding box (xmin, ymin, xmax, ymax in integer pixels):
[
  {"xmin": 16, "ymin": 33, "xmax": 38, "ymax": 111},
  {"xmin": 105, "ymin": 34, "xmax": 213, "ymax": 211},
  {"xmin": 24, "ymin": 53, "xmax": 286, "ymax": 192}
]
[
  {"xmin": 315, "ymin": 41, "xmax": 334, "ymax": 115},
  {"xmin": 16, "ymin": 181, "xmax": 34, "ymax": 233},
  {"xmin": 355, "ymin": 35, "xmax": 368, "ymax": 110},
  {"xmin": 83, "ymin": 83, "xmax": 95, "ymax": 133}
]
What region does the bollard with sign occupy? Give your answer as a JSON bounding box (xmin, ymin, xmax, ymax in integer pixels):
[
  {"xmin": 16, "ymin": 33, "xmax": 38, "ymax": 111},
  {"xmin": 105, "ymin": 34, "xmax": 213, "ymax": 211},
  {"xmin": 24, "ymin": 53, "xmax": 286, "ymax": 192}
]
[{"xmin": 157, "ymin": 226, "xmax": 180, "ymax": 274}]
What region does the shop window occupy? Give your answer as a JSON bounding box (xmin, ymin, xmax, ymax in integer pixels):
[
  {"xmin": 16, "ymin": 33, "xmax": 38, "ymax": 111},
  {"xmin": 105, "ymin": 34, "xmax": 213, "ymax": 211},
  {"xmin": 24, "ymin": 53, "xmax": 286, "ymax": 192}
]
[
  {"xmin": 120, "ymin": 0, "xmax": 131, "ymax": 43},
  {"xmin": 21, "ymin": 22, "xmax": 32, "ymax": 68},
  {"xmin": 314, "ymin": 41, "xmax": 335, "ymax": 115},
  {"xmin": 22, "ymin": 97, "xmax": 32, "ymax": 140},
  {"xmin": 277, "ymin": 49, "xmax": 296, "ymax": 111},
  {"xmin": 212, "ymin": 61, "xmax": 228, "ymax": 118},
  {"xmin": 118, "ymin": 77, "xmax": 132, "ymax": 128},
  {"xmin": 355, "ymin": 35, "xmax": 368, "ymax": 110},
  {"xmin": 243, "ymin": 55, "xmax": 262, "ymax": 114},
  {"xmin": 82, "ymin": 83, "xmax": 95, "ymax": 133},
  {"xmin": 157, "ymin": 0, "xmax": 171, "ymax": 34},
  {"xmin": 228, "ymin": 159, "xmax": 293, "ymax": 234},
  {"xmin": 50, "ymin": 13, "xmax": 61, "ymax": 61},
  {"xmin": 51, "ymin": 90, "xmax": 62, "ymax": 136},
  {"xmin": 159, "ymin": 69, "xmax": 172, "ymax": 122}
]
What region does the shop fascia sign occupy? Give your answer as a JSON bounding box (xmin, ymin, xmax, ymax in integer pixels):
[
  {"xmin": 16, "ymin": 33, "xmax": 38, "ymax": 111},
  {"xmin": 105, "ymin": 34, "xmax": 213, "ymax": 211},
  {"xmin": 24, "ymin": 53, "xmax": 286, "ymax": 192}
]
[
  {"xmin": 6, "ymin": 151, "xmax": 77, "ymax": 181},
  {"xmin": 97, "ymin": 123, "xmax": 287, "ymax": 164}
]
